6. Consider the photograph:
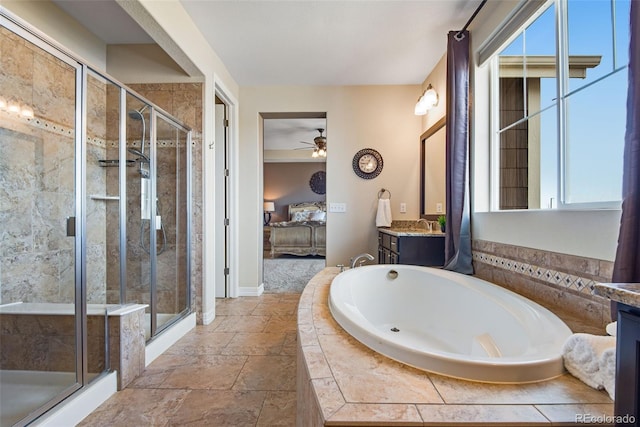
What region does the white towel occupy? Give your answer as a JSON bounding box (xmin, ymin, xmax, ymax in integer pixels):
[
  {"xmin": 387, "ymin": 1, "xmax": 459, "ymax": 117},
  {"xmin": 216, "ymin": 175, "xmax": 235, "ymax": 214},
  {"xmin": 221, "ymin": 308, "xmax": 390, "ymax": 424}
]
[
  {"xmin": 562, "ymin": 333, "xmax": 616, "ymax": 390},
  {"xmin": 599, "ymin": 347, "xmax": 616, "ymax": 400},
  {"xmin": 375, "ymin": 199, "xmax": 392, "ymax": 227},
  {"xmin": 606, "ymin": 321, "xmax": 617, "ymax": 336}
]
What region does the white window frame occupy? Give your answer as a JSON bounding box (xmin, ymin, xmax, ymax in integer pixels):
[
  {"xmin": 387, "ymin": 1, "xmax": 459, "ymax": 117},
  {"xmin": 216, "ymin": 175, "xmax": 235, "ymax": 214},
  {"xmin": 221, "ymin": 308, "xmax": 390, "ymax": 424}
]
[{"xmin": 489, "ymin": 0, "xmax": 626, "ymax": 212}]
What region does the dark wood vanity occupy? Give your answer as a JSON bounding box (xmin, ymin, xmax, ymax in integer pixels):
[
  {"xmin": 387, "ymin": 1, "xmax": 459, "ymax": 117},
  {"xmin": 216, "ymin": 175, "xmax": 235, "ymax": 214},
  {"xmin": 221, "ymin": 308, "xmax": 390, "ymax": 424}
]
[
  {"xmin": 377, "ymin": 228, "xmax": 445, "ymax": 267},
  {"xmin": 594, "ymin": 283, "xmax": 640, "ymax": 426}
]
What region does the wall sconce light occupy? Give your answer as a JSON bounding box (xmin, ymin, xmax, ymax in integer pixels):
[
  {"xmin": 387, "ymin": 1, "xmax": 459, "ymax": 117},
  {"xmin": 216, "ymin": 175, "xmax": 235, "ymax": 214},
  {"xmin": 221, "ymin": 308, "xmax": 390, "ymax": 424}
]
[
  {"xmin": 414, "ymin": 84, "xmax": 439, "ymax": 116},
  {"xmin": 263, "ymin": 201, "xmax": 275, "ymax": 225}
]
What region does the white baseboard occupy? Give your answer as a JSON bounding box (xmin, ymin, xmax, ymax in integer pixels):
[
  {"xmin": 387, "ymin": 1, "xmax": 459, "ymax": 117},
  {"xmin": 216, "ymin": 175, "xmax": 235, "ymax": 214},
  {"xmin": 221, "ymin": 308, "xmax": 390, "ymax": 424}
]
[
  {"xmin": 202, "ymin": 307, "xmax": 216, "ymax": 325},
  {"xmin": 34, "ymin": 372, "xmax": 117, "ymax": 427},
  {"xmin": 145, "ymin": 313, "xmax": 196, "ymax": 366},
  {"xmin": 239, "ymin": 283, "xmax": 264, "ymax": 296}
]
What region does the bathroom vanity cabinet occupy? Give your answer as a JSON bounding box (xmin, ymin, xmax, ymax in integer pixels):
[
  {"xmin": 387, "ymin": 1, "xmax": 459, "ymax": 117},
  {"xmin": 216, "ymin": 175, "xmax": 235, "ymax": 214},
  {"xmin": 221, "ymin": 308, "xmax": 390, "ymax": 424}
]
[
  {"xmin": 377, "ymin": 229, "xmax": 444, "ymax": 267},
  {"xmin": 593, "ymin": 283, "xmax": 640, "ymax": 426},
  {"xmin": 614, "ymin": 304, "xmax": 640, "ymax": 425}
]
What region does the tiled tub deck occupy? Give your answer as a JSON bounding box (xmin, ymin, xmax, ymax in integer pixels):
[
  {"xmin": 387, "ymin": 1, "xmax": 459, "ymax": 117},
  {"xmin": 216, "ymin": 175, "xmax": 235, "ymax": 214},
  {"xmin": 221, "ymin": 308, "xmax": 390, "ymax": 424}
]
[{"xmin": 296, "ymin": 268, "xmax": 614, "ymax": 426}]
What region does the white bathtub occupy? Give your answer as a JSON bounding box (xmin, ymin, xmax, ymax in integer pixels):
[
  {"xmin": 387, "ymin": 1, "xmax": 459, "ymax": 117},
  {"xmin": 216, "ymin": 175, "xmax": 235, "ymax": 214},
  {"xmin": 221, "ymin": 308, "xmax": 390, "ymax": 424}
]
[{"xmin": 328, "ymin": 265, "xmax": 573, "ymax": 383}]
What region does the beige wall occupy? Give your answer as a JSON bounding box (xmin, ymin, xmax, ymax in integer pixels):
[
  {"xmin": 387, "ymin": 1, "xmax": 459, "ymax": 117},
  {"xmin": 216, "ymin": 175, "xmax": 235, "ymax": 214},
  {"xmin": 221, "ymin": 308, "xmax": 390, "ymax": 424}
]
[
  {"xmin": 468, "ymin": 0, "xmax": 621, "ymax": 261},
  {"xmin": 240, "ymin": 85, "xmax": 422, "ymax": 291}
]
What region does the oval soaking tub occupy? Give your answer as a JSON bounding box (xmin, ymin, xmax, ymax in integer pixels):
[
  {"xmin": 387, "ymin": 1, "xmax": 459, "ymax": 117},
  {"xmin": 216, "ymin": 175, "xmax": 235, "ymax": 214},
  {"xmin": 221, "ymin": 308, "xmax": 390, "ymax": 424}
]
[{"xmin": 328, "ymin": 265, "xmax": 573, "ymax": 383}]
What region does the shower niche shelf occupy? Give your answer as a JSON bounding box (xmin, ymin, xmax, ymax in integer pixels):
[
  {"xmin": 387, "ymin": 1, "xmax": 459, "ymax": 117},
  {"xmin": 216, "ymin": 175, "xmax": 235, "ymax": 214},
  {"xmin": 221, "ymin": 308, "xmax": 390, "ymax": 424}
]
[{"xmin": 98, "ymin": 159, "xmax": 135, "ymax": 167}]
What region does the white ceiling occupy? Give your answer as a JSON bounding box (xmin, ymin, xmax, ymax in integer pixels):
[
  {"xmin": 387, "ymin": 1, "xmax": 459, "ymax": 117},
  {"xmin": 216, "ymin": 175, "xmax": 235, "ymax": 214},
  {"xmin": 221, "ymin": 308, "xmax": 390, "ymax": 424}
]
[
  {"xmin": 180, "ymin": 0, "xmax": 482, "ymax": 86},
  {"xmin": 49, "ymin": 0, "xmax": 481, "ymax": 147},
  {"xmin": 264, "ymin": 118, "xmax": 327, "ymax": 150}
]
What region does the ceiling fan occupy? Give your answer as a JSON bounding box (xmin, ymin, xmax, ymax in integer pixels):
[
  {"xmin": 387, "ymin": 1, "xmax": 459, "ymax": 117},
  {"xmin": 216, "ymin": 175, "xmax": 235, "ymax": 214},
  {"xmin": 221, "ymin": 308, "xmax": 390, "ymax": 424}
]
[{"xmin": 296, "ymin": 128, "xmax": 327, "ymax": 158}]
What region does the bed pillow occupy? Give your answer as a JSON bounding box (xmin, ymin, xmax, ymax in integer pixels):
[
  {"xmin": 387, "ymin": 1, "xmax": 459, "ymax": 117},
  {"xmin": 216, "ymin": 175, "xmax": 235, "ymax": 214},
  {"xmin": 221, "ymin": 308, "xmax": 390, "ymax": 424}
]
[
  {"xmin": 291, "ymin": 210, "xmax": 313, "ymax": 222},
  {"xmin": 309, "ymin": 211, "xmax": 326, "ymax": 221}
]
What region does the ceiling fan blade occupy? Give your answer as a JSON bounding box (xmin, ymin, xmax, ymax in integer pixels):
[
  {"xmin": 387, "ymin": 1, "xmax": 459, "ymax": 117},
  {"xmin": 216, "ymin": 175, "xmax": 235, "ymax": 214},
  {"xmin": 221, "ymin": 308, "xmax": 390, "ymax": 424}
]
[
  {"xmin": 294, "ymin": 147, "xmax": 313, "ymax": 150},
  {"xmin": 299, "ymin": 141, "xmax": 315, "ymax": 146}
]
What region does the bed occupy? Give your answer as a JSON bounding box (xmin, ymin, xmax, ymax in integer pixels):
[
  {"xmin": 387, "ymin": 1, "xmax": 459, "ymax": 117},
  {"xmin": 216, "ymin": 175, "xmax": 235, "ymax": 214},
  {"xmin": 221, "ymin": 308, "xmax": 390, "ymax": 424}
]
[{"xmin": 269, "ymin": 202, "xmax": 326, "ymax": 257}]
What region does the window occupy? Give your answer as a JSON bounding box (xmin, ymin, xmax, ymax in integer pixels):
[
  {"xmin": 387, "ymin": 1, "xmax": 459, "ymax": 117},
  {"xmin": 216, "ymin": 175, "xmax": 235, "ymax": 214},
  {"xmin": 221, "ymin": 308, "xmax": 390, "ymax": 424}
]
[{"xmin": 491, "ymin": 0, "xmax": 630, "ymax": 210}]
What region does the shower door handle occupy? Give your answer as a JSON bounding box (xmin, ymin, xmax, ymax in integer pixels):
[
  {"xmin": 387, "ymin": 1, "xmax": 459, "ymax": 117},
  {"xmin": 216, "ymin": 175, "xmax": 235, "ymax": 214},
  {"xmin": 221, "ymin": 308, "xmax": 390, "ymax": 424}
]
[{"xmin": 66, "ymin": 216, "xmax": 76, "ymax": 237}]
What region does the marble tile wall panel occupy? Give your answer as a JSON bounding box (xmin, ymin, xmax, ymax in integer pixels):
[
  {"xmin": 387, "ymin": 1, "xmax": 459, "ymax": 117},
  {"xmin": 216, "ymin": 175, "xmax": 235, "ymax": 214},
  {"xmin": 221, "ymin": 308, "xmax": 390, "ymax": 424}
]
[
  {"xmin": 1, "ymin": 27, "xmax": 108, "ymax": 305},
  {"xmin": 472, "ymin": 239, "xmax": 612, "ymax": 329}
]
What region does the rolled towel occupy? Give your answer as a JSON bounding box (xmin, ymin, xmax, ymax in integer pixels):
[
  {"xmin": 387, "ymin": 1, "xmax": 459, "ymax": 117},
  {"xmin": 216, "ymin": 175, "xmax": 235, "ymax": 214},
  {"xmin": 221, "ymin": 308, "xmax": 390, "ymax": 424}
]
[
  {"xmin": 375, "ymin": 199, "xmax": 392, "ymax": 227},
  {"xmin": 562, "ymin": 333, "xmax": 616, "ymax": 390},
  {"xmin": 606, "ymin": 321, "xmax": 617, "ymax": 336},
  {"xmin": 599, "ymin": 347, "xmax": 616, "ymax": 400}
]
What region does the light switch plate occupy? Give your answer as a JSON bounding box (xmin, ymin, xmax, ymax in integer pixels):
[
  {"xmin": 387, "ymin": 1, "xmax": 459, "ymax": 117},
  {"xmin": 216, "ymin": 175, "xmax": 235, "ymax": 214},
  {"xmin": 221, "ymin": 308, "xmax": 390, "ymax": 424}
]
[
  {"xmin": 329, "ymin": 202, "xmax": 347, "ymax": 213},
  {"xmin": 400, "ymin": 203, "xmax": 407, "ymax": 213},
  {"xmin": 436, "ymin": 203, "xmax": 443, "ymax": 213}
]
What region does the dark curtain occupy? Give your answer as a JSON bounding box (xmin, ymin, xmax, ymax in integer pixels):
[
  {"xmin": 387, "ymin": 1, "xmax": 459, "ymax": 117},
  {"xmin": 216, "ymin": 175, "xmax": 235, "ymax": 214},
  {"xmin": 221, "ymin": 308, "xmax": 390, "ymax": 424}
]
[
  {"xmin": 612, "ymin": 1, "xmax": 640, "ymax": 318},
  {"xmin": 444, "ymin": 30, "xmax": 473, "ymax": 274}
]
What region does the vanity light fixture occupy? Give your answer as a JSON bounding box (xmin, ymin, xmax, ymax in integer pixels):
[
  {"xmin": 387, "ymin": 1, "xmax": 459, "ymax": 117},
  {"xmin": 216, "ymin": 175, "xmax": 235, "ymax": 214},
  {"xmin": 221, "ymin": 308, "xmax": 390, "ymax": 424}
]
[{"xmin": 414, "ymin": 84, "xmax": 439, "ymax": 116}]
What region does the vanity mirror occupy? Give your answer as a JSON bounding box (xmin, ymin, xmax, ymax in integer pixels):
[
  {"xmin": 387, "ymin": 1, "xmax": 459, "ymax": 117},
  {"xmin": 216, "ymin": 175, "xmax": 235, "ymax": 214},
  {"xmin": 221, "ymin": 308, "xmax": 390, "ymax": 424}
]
[{"xmin": 420, "ymin": 117, "xmax": 446, "ymax": 216}]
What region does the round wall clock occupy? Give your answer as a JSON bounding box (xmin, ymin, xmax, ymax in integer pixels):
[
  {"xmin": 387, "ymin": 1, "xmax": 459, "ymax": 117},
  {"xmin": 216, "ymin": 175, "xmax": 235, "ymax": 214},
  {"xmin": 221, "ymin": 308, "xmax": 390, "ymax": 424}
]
[
  {"xmin": 309, "ymin": 171, "xmax": 326, "ymax": 194},
  {"xmin": 352, "ymin": 148, "xmax": 383, "ymax": 179}
]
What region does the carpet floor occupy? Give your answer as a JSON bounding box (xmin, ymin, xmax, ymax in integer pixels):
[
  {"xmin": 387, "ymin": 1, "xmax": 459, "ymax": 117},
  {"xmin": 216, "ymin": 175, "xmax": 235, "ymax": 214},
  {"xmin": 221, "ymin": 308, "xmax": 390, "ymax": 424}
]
[{"xmin": 263, "ymin": 255, "xmax": 326, "ymax": 293}]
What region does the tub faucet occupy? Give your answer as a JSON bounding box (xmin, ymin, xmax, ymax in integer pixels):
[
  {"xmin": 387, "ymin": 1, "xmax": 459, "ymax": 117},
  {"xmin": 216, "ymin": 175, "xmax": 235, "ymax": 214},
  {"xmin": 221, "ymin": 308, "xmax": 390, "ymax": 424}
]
[
  {"xmin": 350, "ymin": 253, "xmax": 374, "ymax": 268},
  {"xmin": 417, "ymin": 218, "xmax": 432, "ymax": 232}
]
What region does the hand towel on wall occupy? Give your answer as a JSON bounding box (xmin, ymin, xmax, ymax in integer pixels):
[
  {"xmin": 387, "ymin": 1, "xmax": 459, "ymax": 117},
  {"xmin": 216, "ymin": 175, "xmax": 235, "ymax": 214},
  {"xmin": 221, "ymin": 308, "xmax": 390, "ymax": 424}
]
[
  {"xmin": 375, "ymin": 199, "xmax": 392, "ymax": 227},
  {"xmin": 562, "ymin": 333, "xmax": 616, "ymax": 390}
]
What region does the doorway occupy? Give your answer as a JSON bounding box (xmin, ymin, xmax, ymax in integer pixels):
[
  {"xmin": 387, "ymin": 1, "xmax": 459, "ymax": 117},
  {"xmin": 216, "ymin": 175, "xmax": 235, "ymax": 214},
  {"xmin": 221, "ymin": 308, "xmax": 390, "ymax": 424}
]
[
  {"xmin": 261, "ymin": 113, "xmax": 327, "ymax": 293},
  {"xmin": 215, "ymin": 96, "xmax": 231, "ymax": 298}
]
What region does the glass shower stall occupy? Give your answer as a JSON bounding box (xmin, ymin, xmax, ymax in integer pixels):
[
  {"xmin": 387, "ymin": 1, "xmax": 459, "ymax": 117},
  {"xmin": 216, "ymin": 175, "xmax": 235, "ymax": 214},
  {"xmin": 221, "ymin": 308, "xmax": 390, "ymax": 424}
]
[{"xmin": 0, "ymin": 11, "xmax": 191, "ymax": 426}]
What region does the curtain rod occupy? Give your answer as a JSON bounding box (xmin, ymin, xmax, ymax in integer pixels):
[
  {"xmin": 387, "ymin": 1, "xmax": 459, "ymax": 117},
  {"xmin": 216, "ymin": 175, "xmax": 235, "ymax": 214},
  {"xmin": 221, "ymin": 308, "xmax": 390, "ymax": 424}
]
[{"xmin": 455, "ymin": 0, "xmax": 488, "ymax": 40}]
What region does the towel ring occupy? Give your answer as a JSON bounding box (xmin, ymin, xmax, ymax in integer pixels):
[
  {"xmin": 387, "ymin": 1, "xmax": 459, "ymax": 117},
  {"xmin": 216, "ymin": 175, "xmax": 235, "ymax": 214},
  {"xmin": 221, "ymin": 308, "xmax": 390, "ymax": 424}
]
[{"xmin": 378, "ymin": 188, "xmax": 391, "ymax": 200}]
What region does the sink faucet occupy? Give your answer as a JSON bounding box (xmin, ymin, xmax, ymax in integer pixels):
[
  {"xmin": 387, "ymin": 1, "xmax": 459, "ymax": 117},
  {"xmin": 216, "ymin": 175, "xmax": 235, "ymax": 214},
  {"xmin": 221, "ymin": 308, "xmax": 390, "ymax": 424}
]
[
  {"xmin": 350, "ymin": 253, "xmax": 374, "ymax": 268},
  {"xmin": 417, "ymin": 218, "xmax": 432, "ymax": 232}
]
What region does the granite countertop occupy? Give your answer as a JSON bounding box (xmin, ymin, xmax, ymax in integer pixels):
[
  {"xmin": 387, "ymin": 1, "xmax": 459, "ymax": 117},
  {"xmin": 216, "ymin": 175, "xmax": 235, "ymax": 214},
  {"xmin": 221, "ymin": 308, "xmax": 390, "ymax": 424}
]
[
  {"xmin": 594, "ymin": 282, "xmax": 640, "ymax": 309},
  {"xmin": 378, "ymin": 227, "xmax": 445, "ymax": 237}
]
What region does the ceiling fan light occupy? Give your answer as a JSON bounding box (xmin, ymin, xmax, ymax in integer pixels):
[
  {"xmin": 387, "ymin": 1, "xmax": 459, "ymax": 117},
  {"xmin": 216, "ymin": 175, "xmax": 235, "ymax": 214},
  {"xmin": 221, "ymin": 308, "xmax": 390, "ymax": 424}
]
[
  {"xmin": 318, "ymin": 148, "xmax": 326, "ymax": 157},
  {"xmin": 312, "ymin": 149, "xmax": 319, "ymax": 158}
]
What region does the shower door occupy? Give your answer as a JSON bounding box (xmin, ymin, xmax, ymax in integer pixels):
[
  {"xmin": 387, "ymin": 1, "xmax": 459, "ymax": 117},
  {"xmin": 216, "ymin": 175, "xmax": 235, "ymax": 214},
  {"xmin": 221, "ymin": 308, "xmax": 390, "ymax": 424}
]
[
  {"xmin": 152, "ymin": 112, "xmax": 190, "ymax": 336},
  {"xmin": 0, "ymin": 18, "xmax": 84, "ymax": 426}
]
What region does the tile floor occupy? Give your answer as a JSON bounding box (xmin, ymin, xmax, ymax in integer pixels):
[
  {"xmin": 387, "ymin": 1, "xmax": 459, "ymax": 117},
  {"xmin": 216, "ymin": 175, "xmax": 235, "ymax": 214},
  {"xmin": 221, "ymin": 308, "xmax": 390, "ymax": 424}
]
[{"xmin": 80, "ymin": 293, "xmax": 300, "ymax": 427}]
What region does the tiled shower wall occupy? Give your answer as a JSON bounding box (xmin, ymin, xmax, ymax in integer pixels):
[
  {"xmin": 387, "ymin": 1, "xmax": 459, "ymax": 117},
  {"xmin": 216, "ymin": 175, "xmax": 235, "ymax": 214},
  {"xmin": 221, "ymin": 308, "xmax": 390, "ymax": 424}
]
[
  {"xmin": 0, "ymin": 27, "xmax": 108, "ymax": 304},
  {"xmin": 127, "ymin": 83, "xmax": 203, "ymax": 321},
  {"xmin": 472, "ymin": 239, "xmax": 613, "ymax": 330}
]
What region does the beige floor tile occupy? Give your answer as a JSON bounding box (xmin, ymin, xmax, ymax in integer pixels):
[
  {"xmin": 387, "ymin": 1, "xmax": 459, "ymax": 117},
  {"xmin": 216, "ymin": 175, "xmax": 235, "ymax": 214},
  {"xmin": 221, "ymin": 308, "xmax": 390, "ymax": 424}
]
[
  {"xmin": 215, "ymin": 299, "xmax": 261, "ymax": 316},
  {"xmin": 164, "ymin": 331, "xmax": 235, "ymax": 355},
  {"xmin": 213, "ymin": 315, "xmax": 271, "ymax": 333},
  {"xmin": 78, "ymin": 388, "xmax": 189, "ymax": 426},
  {"xmin": 233, "ymin": 355, "xmax": 297, "ymax": 391},
  {"xmin": 280, "ymin": 331, "xmax": 298, "ymax": 355},
  {"xmin": 251, "ymin": 301, "xmax": 298, "ymax": 316},
  {"xmin": 256, "ymin": 391, "xmax": 297, "ymax": 426},
  {"xmin": 166, "ymin": 389, "xmax": 266, "ymax": 427},
  {"xmin": 158, "ymin": 354, "xmax": 248, "ymax": 390},
  {"xmin": 263, "ymin": 314, "xmax": 298, "ymax": 333},
  {"xmin": 221, "ymin": 332, "xmax": 287, "ymax": 355}
]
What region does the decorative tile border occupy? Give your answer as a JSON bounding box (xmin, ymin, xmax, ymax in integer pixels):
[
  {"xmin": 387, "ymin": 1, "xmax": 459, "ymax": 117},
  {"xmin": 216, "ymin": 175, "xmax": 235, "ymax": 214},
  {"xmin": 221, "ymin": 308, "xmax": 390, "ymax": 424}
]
[{"xmin": 472, "ymin": 251, "xmax": 598, "ymax": 296}]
